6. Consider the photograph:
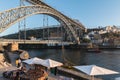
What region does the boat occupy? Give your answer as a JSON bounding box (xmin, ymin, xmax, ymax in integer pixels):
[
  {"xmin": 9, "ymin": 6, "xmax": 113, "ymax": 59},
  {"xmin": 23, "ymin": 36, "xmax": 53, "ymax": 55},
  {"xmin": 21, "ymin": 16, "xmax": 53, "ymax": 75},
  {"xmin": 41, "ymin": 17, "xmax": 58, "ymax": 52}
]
[
  {"xmin": 116, "ymin": 45, "xmax": 120, "ymax": 49},
  {"xmin": 87, "ymin": 48, "xmax": 101, "ymax": 53},
  {"xmin": 87, "ymin": 43, "xmax": 101, "ymax": 53}
]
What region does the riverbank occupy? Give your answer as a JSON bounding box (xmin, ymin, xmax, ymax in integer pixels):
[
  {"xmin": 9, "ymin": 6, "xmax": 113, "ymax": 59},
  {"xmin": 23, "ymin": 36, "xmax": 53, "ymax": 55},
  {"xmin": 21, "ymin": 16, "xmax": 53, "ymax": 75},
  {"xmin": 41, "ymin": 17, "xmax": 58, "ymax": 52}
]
[
  {"xmin": 1, "ymin": 50, "xmax": 104, "ymax": 80},
  {"xmin": 19, "ymin": 43, "xmax": 120, "ymax": 50}
]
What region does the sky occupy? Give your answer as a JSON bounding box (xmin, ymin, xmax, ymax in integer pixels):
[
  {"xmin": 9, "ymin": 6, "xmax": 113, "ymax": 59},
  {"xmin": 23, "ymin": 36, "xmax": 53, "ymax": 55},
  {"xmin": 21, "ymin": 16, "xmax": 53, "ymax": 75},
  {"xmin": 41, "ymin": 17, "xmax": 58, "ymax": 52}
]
[{"xmin": 0, "ymin": 0, "xmax": 120, "ymax": 36}]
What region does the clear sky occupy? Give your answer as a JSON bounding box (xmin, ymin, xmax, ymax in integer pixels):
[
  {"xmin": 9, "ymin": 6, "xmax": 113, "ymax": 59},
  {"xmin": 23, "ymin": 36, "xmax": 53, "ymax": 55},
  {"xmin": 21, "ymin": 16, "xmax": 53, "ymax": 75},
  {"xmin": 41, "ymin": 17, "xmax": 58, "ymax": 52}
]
[{"xmin": 0, "ymin": 0, "xmax": 120, "ymax": 36}]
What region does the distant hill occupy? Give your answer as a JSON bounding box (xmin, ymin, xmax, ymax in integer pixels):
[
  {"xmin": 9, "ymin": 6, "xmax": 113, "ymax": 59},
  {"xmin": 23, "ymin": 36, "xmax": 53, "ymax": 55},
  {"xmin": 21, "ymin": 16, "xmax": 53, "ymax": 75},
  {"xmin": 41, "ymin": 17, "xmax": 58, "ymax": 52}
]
[{"xmin": 1, "ymin": 26, "xmax": 64, "ymax": 40}]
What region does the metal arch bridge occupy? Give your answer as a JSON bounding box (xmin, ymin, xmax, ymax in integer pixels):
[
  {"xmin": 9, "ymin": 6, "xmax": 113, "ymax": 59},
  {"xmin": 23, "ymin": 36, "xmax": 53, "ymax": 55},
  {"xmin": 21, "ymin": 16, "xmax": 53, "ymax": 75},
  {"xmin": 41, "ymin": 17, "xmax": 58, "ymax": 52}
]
[{"xmin": 0, "ymin": 0, "xmax": 85, "ymax": 44}]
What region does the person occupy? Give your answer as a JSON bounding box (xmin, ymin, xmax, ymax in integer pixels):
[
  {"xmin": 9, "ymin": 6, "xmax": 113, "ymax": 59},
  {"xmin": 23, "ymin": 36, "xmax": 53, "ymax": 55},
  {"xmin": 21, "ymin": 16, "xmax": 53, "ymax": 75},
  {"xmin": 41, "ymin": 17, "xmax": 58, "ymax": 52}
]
[
  {"xmin": 54, "ymin": 67, "xmax": 57, "ymax": 76},
  {"xmin": 15, "ymin": 59, "xmax": 19, "ymax": 68},
  {"xmin": 39, "ymin": 70, "xmax": 48, "ymax": 80},
  {"xmin": 21, "ymin": 65, "xmax": 27, "ymax": 73},
  {"xmin": 50, "ymin": 67, "xmax": 57, "ymax": 75},
  {"xmin": 45, "ymin": 71, "xmax": 48, "ymax": 80},
  {"xmin": 18, "ymin": 58, "xmax": 22, "ymax": 68},
  {"xmin": 14, "ymin": 71, "xmax": 20, "ymax": 80},
  {"xmin": 43, "ymin": 70, "xmax": 48, "ymax": 80}
]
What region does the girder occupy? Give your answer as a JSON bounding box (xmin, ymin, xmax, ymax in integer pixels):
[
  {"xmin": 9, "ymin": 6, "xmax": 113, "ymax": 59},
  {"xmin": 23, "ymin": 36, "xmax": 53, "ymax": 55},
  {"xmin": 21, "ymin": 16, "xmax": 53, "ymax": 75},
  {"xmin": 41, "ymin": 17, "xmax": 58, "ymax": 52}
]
[
  {"xmin": 25, "ymin": 0, "xmax": 42, "ymax": 5},
  {"xmin": 0, "ymin": 5, "xmax": 76, "ymax": 42},
  {"xmin": 0, "ymin": 0, "xmax": 86, "ymax": 43},
  {"xmin": 25, "ymin": 0, "xmax": 86, "ymax": 43},
  {"xmin": 25, "ymin": 0, "xmax": 85, "ymax": 30}
]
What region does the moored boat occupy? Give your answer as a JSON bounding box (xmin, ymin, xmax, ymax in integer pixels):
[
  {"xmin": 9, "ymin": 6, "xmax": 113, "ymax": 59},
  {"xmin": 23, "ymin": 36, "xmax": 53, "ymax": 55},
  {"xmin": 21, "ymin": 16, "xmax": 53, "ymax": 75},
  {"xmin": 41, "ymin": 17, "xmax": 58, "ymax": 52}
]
[{"xmin": 87, "ymin": 48, "xmax": 101, "ymax": 53}]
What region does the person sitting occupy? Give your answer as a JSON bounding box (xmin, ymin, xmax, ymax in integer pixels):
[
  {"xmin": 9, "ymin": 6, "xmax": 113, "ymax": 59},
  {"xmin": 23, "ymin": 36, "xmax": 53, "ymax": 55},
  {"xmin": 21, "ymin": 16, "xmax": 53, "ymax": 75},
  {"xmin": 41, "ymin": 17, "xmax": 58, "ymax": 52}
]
[
  {"xmin": 21, "ymin": 65, "xmax": 27, "ymax": 72},
  {"xmin": 42, "ymin": 70, "xmax": 48, "ymax": 80},
  {"xmin": 14, "ymin": 71, "xmax": 20, "ymax": 80}
]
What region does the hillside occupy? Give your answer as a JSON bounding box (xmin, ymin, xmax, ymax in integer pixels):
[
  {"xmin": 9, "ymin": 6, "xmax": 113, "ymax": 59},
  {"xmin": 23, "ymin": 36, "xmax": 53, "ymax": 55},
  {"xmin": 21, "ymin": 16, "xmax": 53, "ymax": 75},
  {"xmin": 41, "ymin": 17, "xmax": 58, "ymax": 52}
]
[{"xmin": 1, "ymin": 26, "xmax": 64, "ymax": 40}]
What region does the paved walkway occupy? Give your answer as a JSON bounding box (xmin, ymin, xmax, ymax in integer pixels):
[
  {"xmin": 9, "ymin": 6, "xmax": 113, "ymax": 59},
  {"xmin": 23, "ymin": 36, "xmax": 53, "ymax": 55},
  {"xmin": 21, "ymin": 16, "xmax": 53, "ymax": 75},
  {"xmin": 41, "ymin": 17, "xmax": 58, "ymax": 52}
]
[{"xmin": 48, "ymin": 74, "xmax": 74, "ymax": 80}]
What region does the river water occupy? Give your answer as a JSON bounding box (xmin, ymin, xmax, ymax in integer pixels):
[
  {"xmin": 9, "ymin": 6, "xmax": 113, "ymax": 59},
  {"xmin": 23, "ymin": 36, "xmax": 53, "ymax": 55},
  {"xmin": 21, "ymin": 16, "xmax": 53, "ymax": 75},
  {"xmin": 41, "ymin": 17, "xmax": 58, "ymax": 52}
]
[{"xmin": 24, "ymin": 48, "xmax": 120, "ymax": 80}]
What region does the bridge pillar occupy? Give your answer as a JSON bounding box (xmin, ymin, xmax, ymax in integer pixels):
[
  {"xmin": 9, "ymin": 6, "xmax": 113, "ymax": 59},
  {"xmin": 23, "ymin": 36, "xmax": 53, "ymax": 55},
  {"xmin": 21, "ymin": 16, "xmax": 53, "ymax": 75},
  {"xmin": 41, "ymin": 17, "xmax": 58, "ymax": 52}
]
[
  {"xmin": 0, "ymin": 44, "xmax": 4, "ymax": 51},
  {"xmin": 77, "ymin": 37, "xmax": 80, "ymax": 44}
]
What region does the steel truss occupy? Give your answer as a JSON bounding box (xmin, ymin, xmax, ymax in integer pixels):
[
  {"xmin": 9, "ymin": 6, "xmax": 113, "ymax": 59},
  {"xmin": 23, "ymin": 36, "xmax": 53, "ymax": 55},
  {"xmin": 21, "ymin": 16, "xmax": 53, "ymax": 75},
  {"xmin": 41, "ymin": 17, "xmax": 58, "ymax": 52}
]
[{"xmin": 0, "ymin": 1, "xmax": 85, "ymax": 43}]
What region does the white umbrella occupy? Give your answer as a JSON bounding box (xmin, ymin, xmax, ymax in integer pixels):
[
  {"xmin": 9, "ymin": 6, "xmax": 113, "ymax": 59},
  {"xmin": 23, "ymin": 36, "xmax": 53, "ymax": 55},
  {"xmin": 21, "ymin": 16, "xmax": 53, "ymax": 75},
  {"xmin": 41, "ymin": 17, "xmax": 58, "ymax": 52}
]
[
  {"xmin": 74, "ymin": 65, "xmax": 119, "ymax": 80},
  {"xmin": 22, "ymin": 57, "xmax": 44, "ymax": 65},
  {"xmin": 41, "ymin": 59, "xmax": 63, "ymax": 68}
]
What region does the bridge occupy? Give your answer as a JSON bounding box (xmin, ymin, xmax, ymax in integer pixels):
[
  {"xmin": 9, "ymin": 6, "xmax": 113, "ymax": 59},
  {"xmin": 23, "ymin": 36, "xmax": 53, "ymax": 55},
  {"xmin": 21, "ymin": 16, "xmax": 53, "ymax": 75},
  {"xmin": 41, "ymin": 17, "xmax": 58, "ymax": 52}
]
[
  {"xmin": 0, "ymin": 39, "xmax": 74, "ymax": 51},
  {"xmin": 0, "ymin": 39, "xmax": 73, "ymax": 46},
  {"xmin": 0, "ymin": 0, "xmax": 86, "ymax": 44}
]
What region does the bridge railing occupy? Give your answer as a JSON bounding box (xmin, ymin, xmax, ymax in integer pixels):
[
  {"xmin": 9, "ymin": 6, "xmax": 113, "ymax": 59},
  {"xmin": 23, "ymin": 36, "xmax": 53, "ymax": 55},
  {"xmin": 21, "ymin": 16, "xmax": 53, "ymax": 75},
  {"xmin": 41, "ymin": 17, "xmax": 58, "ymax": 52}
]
[{"xmin": 0, "ymin": 39, "xmax": 73, "ymax": 45}]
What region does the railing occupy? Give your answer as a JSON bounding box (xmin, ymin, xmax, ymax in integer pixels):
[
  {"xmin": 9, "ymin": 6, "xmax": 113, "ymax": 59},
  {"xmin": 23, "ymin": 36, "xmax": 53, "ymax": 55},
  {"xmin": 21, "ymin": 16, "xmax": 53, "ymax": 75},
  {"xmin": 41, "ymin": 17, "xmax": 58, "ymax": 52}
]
[{"xmin": 0, "ymin": 39, "xmax": 73, "ymax": 45}]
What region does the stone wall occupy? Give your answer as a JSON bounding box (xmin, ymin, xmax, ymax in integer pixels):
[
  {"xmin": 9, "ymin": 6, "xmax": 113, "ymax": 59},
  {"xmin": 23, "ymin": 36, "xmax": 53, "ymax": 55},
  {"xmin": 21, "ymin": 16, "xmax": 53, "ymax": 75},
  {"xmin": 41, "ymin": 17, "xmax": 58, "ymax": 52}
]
[
  {"xmin": 10, "ymin": 43, "xmax": 18, "ymax": 51},
  {"xmin": 6, "ymin": 43, "xmax": 18, "ymax": 52},
  {"xmin": 0, "ymin": 53, "xmax": 11, "ymax": 68}
]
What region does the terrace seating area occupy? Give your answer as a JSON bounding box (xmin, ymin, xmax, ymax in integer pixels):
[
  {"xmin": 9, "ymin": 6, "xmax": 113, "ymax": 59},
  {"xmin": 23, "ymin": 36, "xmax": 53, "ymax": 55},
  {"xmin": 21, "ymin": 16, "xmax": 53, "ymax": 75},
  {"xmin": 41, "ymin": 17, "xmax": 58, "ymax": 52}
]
[{"xmin": 3, "ymin": 65, "xmax": 48, "ymax": 80}]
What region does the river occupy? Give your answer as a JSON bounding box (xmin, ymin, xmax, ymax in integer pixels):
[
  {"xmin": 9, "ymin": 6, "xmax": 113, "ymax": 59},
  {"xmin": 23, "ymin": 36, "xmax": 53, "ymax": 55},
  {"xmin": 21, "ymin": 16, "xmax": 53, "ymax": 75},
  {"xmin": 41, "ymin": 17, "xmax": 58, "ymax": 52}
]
[{"xmin": 23, "ymin": 48, "xmax": 120, "ymax": 80}]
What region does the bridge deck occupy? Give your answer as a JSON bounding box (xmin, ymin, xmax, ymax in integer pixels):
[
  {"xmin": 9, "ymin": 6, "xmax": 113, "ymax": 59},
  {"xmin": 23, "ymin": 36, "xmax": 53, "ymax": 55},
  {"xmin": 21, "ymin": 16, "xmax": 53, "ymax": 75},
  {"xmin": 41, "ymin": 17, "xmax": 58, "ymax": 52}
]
[{"xmin": 0, "ymin": 39, "xmax": 73, "ymax": 45}]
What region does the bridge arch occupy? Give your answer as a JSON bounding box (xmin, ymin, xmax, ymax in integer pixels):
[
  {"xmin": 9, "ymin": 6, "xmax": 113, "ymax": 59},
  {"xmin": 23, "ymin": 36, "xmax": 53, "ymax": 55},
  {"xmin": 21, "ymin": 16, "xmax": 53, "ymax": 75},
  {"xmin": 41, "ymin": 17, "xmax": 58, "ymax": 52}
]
[{"xmin": 0, "ymin": 5, "xmax": 84, "ymax": 43}]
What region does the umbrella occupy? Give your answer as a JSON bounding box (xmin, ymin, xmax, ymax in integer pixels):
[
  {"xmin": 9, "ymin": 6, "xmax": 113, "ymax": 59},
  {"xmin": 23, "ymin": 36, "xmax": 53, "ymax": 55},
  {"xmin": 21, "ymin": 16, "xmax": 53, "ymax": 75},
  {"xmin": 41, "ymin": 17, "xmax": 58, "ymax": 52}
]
[
  {"xmin": 74, "ymin": 65, "xmax": 119, "ymax": 80},
  {"xmin": 41, "ymin": 59, "xmax": 63, "ymax": 68},
  {"xmin": 22, "ymin": 57, "xmax": 44, "ymax": 65}
]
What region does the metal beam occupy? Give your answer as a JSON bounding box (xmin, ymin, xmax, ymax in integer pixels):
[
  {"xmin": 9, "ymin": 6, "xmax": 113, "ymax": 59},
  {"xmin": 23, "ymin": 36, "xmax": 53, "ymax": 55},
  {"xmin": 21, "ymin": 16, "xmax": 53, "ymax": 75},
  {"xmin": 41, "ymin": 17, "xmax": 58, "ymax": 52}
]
[
  {"xmin": 0, "ymin": 0, "xmax": 86, "ymax": 43},
  {"xmin": 25, "ymin": 0, "xmax": 86, "ymax": 30}
]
